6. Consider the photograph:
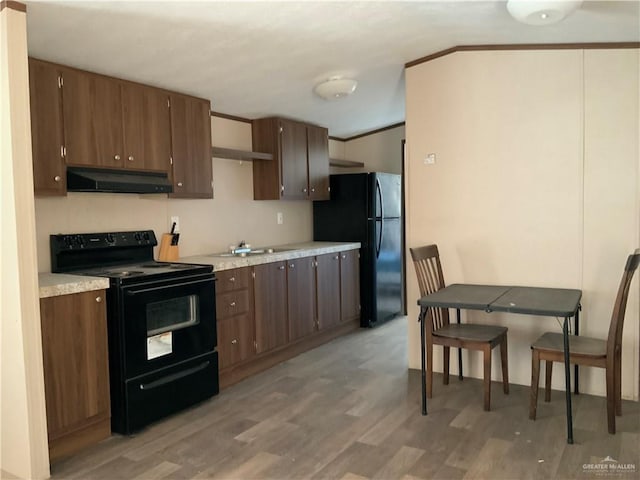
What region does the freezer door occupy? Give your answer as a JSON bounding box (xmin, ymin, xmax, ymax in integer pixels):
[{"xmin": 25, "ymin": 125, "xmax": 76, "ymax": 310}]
[
  {"xmin": 373, "ymin": 173, "xmax": 401, "ymax": 219},
  {"xmin": 374, "ymin": 217, "xmax": 402, "ymax": 323}
]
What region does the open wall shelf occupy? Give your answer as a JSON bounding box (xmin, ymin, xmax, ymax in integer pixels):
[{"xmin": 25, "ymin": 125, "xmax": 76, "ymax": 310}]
[
  {"xmin": 212, "ymin": 146, "xmax": 273, "ymax": 161},
  {"xmin": 329, "ymin": 158, "xmax": 365, "ymax": 168}
]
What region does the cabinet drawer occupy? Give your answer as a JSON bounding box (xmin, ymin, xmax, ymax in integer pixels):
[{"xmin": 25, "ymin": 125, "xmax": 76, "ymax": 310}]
[
  {"xmin": 216, "ymin": 267, "xmax": 250, "ymax": 293},
  {"xmin": 216, "ymin": 290, "xmax": 250, "ymax": 318},
  {"xmin": 217, "ymin": 314, "xmax": 254, "ymax": 369}
]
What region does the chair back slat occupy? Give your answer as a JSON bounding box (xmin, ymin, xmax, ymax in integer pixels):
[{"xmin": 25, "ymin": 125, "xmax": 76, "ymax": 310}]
[
  {"xmin": 410, "ymin": 245, "xmax": 450, "ymax": 331},
  {"xmin": 607, "ymin": 249, "xmax": 640, "ymax": 357}
]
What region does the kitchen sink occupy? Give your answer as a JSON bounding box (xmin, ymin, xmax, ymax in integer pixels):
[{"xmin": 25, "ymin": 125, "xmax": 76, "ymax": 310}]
[{"xmin": 211, "ymin": 247, "xmax": 298, "ymax": 258}]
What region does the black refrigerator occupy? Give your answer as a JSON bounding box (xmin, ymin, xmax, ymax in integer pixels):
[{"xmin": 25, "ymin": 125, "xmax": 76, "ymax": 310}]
[{"xmin": 313, "ymin": 173, "xmax": 402, "ymax": 327}]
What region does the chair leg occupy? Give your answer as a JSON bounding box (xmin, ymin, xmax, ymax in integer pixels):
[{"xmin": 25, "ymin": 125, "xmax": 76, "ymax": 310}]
[
  {"xmin": 443, "ymin": 346, "xmax": 450, "ymax": 385},
  {"xmin": 606, "ymin": 362, "xmax": 616, "ymax": 434},
  {"xmin": 615, "ymin": 350, "xmax": 622, "ymax": 416},
  {"xmin": 530, "ymin": 349, "xmax": 540, "ymax": 420},
  {"xmin": 426, "ymin": 340, "xmax": 434, "ymax": 399},
  {"xmin": 500, "ymin": 336, "xmax": 509, "ymax": 395},
  {"xmin": 544, "ymin": 360, "xmax": 553, "ymax": 402},
  {"xmin": 483, "ymin": 344, "xmax": 492, "ymax": 411}
]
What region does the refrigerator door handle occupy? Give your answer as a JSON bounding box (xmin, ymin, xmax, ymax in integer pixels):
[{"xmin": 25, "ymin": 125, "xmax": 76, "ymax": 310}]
[
  {"xmin": 376, "ymin": 218, "xmax": 383, "ymax": 259},
  {"xmin": 376, "ymin": 177, "xmax": 384, "ymax": 220}
]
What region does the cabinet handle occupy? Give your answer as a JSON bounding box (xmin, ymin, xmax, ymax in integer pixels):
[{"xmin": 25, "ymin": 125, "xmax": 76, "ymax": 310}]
[
  {"xmin": 95, "ymin": 296, "xmax": 102, "ymax": 303},
  {"xmin": 289, "ymin": 263, "xmax": 295, "ymax": 269},
  {"xmin": 128, "ymin": 155, "xmax": 134, "ymax": 162},
  {"xmin": 231, "ymin": 339, "xmax": 238, "ymax": 345},
  {"xmin": 114, "ymin": 154, "xmax": 121, "ymax": 161},
  {"xmin": 278, "ymin": 265, "xmax": 285, "ymax": 270},
  {"xmin": 230, "ymin": 301, "xmax": 236, "ymax": 307},
  {"xmin": 302, "ymin": 188, "xmax": 307, "ymax": 193},
  {"xmin": 54, "ymin": 175, "xmax": 61, "ymax": 182},
  {"xmin": 229, "ymin": 276, "xmax": 236, "ymax": 282},
  {"xmin": 334, "ymin": 255, "xmax": 339, "ymax": 260},
  {"xmin": 177, "ymin": 182, "xmax": 183, "ymax": 187},
  {"xmin": 311, "ymin": 187, "xmax": 315, "ymax": 193},
  {"xmin": 342, "ymin": 254, "xmax": 346, "ymax": 259}
]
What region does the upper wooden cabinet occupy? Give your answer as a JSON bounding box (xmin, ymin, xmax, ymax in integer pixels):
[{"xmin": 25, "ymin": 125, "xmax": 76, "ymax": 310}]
[
  {"xmin": 28, "ymin": 58, "xmax": 211, "ymax": 198},
  {"xmin": 252, "ymin": 117, "xmax": 330, "ymax": 200},
  {"xmin": 169, "ymin": 93, "xmax": 213, "ymax": 198},
  {"xmin": 28, "ymin": 59, "xmax": 66, "ymax": 195}
]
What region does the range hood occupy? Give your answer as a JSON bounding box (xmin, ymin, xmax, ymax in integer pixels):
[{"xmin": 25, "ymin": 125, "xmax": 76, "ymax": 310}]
[{"xmin": 67, "ymin": 167, "xmax": 173, "ymax": 194}]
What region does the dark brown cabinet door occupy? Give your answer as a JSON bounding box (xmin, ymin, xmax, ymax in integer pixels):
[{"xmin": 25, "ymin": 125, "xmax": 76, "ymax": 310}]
[
  {"xmin": 39, "ymin": 290, "xmax": 110, "ymax": 460},
  {"xmin": 121, "ymin": 84, "xmax": 171, "ymax": 172},
  {"xmin": 316, "ymin": 253, "xmax": 341, "ymax": 330},
  {"xmin": 217, "ymin": 313, "xmax": 254, "ymax": 369},
  {"xmin": 307, "ymin": 126, "xmax": 330, "ymax": 200},
  {"xmin": 287, "ymin": 257, "xmax": 317, "ymax": 341},
  {"xmin": 29, "ymin": 59, "xmax": 66, "ymax": 196},
  {"xmin": 62, "ymin": 68, "xmax": 124, "ymax": 168},
  {"xmin": 340, "ymin": 250, "xmax": 361, "ymax": 323},
  {"xmin": 280, "ymin": 119, "xmax": 309, "ymax": 199},
  {"xmin": 169, "ymin": 94, "xmax": 213, "ymax": 198},
  {"xmin": 254, "ymin": 262, "xmax": 288, "ymax": 354}
]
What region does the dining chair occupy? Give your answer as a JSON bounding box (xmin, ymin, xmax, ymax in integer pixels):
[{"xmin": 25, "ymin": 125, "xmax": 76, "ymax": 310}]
[
  {"xmin": 529, "ymin": 249, "xmax": 640, "ymax": 434},
  {"xmin": 410, "ymin": 244, "xmax": 509, "ymax": 411}
]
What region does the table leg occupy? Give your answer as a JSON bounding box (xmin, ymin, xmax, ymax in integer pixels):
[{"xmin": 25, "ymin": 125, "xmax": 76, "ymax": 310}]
[
  {"xmin": 574, "ymin": 307, "xmax": 580, "ymax": 394},
  {"xmin": 420, "ymin": 307, "xmax": 427, "ymax": 415},
  {"xmin": 563, "ymin": 316, "xmax": 574, "ymax": 444},
  {"xmin": 457, "ymin": 308, "xmax": 463, "ymax": 380}
]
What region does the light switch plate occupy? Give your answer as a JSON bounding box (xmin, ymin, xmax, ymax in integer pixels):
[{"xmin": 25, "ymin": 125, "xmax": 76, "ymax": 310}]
[
  {"xmin": 424, "ymin": 153, "xmax": 436, "ymax": 165},
  {"xmin": 277, "ymin": 212, "xmax": 284, "ymax": 225}
]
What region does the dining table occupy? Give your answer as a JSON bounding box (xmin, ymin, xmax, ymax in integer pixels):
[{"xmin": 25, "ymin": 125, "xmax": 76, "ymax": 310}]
[{"xmin": 417, "ymin": 283, "xmax": 582, "ymax": 444}]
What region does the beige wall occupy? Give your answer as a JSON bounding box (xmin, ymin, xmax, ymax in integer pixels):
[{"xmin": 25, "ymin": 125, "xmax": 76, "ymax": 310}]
[
  {"xmin": 405, "ymin": 49, "xmax": 639, "ymax": 399},
  {"xmin": 1, "ymin": 5, "xmax": 50, "ymax": 479},
  {"xmin": 34, "ymin": 116, "xmax": 312, "ymax": 272}
]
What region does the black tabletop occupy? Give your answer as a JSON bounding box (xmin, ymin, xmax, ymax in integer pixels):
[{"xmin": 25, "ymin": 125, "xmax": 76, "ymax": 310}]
[
  {"xmin": 417, "ymin": 284, "xmax": 512, "ymax": 311},
  {"xmin": 489, "ymin": 286, "xmax": 582, "ymax": 317}
]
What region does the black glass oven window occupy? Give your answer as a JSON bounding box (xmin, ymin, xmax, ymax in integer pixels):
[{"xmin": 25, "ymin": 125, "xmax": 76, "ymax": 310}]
[{"xmin": 146, "ymin": 295, "xmax": 199, "ymax": 336}]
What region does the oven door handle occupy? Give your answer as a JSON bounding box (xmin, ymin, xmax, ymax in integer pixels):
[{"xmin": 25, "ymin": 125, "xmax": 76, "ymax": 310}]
[
  {"xmin": 125, "ymin": 278, "xmax": 213, "ymax": 295},
  {"xmin": 139, "ymin": 361, "xmax": 210, "ymax": 391}
]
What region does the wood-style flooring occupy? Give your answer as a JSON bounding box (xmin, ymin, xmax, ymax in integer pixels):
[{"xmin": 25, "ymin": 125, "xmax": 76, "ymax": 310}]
[{"xmin": 50, "ymin": 318, "xmax": 640, "ymax": 480}]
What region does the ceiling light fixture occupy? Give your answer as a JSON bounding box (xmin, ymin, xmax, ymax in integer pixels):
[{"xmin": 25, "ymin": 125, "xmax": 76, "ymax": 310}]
[
  {"xmin": 314, "ymin": 77, "xmax": 358, "ymax": 101},
  {"xmin": 506, "ymin": 0, "xmax": 582, "ymax": 25}
]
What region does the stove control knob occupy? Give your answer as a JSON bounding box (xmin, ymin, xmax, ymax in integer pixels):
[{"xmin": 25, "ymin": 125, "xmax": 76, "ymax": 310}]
[
  {"xmin": 134, "ymin": 232, "xmax": 142, "ymax": 242},
  {"xmin": 142, "ymin": 232, "xmax": 150, "ymax": 242},
  {"xmin": 64, "ymin": 236, "xmax": 73, "ymax": 248},
  {"xmin": 106, "ymin": 233, "xmax": 115, "ymax": 244}
]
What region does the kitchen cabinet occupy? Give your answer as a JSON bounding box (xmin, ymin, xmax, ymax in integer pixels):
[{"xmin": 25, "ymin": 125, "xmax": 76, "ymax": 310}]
[
  {"xmin": 28, "ymin": 58, "xmax": 66, "ymax": 196},
  {"xmin": 28, "ymin": 58, "xmax": 212, "ymax": 198},
  {"xmin": 39, "ymin": 290, "xmax": 110, "ymax": 461},
  {"xmin": 252, "ymin": 117, "xmax": 330, "ymax": 200},
  {"xmin": 61, "ymin": 67, "xmax": 124, "ymax": 169},
  {"xmin": 216, "ymin": 268, "xmax": 255, "ymax": 369},
  {"xmin": 340, "ymin": 250, "xmax": 361, "ymax": 323},
  {"xmin": 287, "ymin": 257, "xmax": 317, "ymax": 341},
  {"xmin": 169, "ymin": 93, "xmax": 214, "ymax": 198},
  {"xmin": 315, "ymin": 252, "xmax": 341, "ymax": 330},
  {"xmin": 253, "ymin": 261, "xmax": 288, "ymax": 353}
]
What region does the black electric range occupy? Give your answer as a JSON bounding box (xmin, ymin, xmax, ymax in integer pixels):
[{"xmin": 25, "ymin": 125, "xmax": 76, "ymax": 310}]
[{"xmin": 50, "ymin": 230, "xmax": 219, "ymax": 434}]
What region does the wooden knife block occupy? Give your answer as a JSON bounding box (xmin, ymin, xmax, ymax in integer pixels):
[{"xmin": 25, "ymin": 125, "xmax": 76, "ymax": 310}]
[{"xmin": 158, "ymin": 234, "xmax": 179, "ymax": 262}]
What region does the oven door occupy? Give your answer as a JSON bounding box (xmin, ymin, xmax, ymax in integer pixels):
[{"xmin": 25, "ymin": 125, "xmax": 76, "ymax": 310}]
[{"xmin": 121, "ymin": 273, "xmax": 216, "ymax": 378}]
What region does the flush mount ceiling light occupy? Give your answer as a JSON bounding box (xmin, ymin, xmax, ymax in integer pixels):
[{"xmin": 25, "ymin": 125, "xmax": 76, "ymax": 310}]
[
  {"xmin": 314, "ymin": 77, "xmax": 358, "ymax": 100},
  {"xmin": 506, "ymin": 0, "xmax": 582, "ymax": 25}
]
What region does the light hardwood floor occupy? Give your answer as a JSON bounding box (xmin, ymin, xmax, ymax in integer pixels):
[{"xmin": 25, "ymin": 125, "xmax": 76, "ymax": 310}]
[{"xmin": 50, "ymin": 318, "xmax": 639, "ymax": 480}]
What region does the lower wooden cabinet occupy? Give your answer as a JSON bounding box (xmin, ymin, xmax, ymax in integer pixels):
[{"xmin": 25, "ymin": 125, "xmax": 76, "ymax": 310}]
[
  {"xmin": 215, "ymin": 268, "xmax": 255, "ymax": 369},
  {"xmin": 217, "ymin": 250, "xmax": 360, "ymax": 389},
  {"xmin": 340, "ymin": 250, "xmax": 361, "ymax": 323},
  {"xmin": 39, "ymin": 289, "xmax": 111, "ymax": 462},
  {"xmin": 253, "ymin": 262, "xmax": 288, "ymax": 354}
]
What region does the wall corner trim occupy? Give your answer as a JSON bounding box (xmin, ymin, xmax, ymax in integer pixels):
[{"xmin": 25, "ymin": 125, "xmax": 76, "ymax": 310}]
[
  {"xmin": 210, "ymin": 110, "xmax": 253, "ymax": 124},
  {"xmin": 332, "ymin": 122, "xmax": 406, "ymax": 143},
  {"xmin": 405, "ymin": 42, "xmax": 640, "ymax": 69},
  {"xmin": 0, "ymin": 1, "xmax": 27, "ymax": 12}
]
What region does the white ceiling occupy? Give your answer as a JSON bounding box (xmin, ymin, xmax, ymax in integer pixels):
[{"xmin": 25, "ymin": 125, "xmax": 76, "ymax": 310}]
[{"xmin": 25, "ymin": 1, "xmax": 640, "ymax": 138}]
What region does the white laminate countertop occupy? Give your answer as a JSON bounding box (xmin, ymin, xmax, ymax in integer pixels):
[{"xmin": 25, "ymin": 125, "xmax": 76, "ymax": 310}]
[
  {"xmin": 180, "ymin": 241, "xmax": 361, "ymax": 271},
  {"xmin": 38, "ymin": 273, "xmax": 110, "ymax": 299}
]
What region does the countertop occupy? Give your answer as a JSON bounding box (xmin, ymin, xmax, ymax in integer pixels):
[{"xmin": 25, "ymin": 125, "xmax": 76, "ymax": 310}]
[
  {"xmin": 180, "ymin": 241, "xmax": 361, "ymax": 271},
  {"xmin": 38, "ymin": 242, "xmax": 360, "ymax": 297},
  {"xmin": 38, "ymin": 273, "xmax": 110, "ymax": 299}
]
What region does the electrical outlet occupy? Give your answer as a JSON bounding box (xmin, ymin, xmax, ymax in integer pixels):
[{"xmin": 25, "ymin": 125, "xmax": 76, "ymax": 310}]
[
  {"xmin": 424, "ymin": 153, "xmax": 436, "ymax": 165},
  {"xmin": 277, "ymin": 212, "xmax": 284, "ymax": 225},
  {"xmin": 170, "ymin": 216, "xmax": 180, "ymax": 233}
]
